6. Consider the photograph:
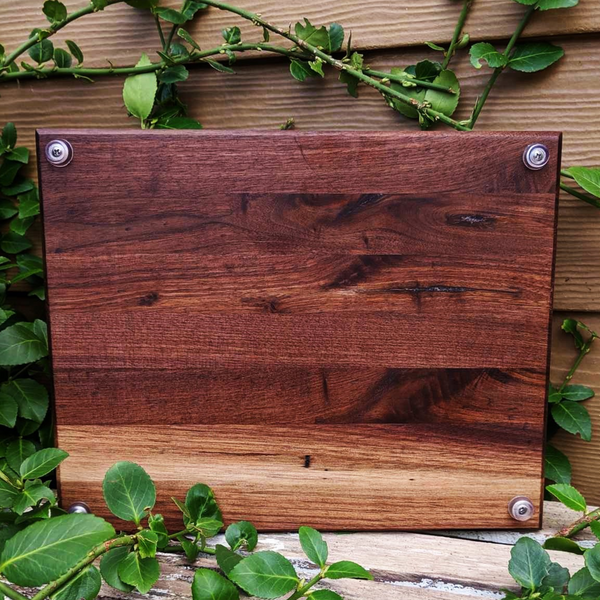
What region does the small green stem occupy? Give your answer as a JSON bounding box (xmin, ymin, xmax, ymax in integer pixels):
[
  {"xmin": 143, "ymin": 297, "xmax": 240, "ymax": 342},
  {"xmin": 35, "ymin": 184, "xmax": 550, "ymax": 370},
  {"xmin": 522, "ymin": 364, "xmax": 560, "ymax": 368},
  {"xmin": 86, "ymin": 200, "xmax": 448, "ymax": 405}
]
[
  {"xmin": 364, "ymin": 68, "xmax": 456, "ymax": 93},
  {"xmin": 2, "ymin": 0, "xmax": 125, "ymax": 69},
  {"xmin": 468, "ymin": 4, "xmax": 536, "ymax": 129},
  {"xmin": 30, "ymin": 535, "xmax": 136, "ymax": 600},
  {"xmin": 167, "ymin": 529, "xmax": 189, "ymax": 539},
  {"xmin": 159, "ymin": 543, "xmax": 216, "ymax": 555},
  {"xmin": 559, "ymin": 335, "xmax": 597, "ymax": 393},
  {"xmin": 154, "ymin": 14, "xmax": 167, "ymax": 50},
  {"xmin": 442, "ymin": 0, "xmax": 473, "ymax": 70},
  {"xmin": 556, "ymin": 507, "xmax": 600, "ymax": 538},
  {"xmin": 560, "ymin": 183, "xmax": 600, "ymax": 209},
  {"xmin": 288, "ymin": 574, "xmax": 323, "ymax": 600},
  {"xmin": 560, "ymin": 169, "xmax": 575, "ymax": 180},
  {"xmin": 0, "ymin": 581, "xmax": 29, "ymax": 600}
]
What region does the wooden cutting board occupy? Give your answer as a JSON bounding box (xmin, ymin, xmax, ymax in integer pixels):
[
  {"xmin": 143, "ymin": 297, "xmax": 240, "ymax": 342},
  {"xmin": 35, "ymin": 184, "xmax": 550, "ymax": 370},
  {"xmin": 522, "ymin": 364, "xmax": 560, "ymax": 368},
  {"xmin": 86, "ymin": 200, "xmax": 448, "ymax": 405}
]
[{"xmin": 38, "ymin": 130, "xmax": 561, "ymax": 530}]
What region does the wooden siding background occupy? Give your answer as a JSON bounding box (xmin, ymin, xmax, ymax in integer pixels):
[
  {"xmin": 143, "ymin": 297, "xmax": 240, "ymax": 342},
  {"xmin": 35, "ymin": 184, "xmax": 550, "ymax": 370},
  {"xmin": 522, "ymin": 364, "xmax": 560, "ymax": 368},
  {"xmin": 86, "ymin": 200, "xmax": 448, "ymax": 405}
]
[{"xmin": 1, "ymin": 1, "xmax": 599, "ymax": 503}]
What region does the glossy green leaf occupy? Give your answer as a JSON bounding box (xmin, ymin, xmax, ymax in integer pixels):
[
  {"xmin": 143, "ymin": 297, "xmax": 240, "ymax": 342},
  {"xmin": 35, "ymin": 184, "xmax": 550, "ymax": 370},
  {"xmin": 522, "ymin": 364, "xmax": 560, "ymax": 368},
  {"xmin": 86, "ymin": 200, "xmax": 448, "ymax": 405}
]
[
  {"xmin": 294, "ymin": 19, "xmax": 329, "ymax": 50},
  {"xmin": 561, "ymin": 385, "xmax": 595, "ymax": 402},
  {"xmin": 568, "ymin": 567, "xmax": 600, "ymax": 598},
  {"xmin": 0, "ymin": 160, "xmax": 23, "ymax": 187},
  {"xmin": 123, "ymin": 54, "xmax": 157, "ymax": 123},
  {"xmin": 178, "ymin": 28, "xmax": 200, "ymax": 50},
  {"xmin": 51, "ymin": 565, "xmax": 101, "ymax": 600},
  {"xmin": 547, "ymin": 483, "xmax": 587, "ymax": 512},
  {"xmin": 299, "ymin": 527, "xmax": 328, "ymax": 568},
  {"xmin": 567, "ymin": 167, "xmax": 600, "ymax": 199},
  {"xmin": 137, "ymin": 530, "xmax": 158, "ymax": 559},
  {"xmin": 148, "ymin": 514, "xmax": 169, "ymax": 549},
  {"xmin": 324, "ymin": 561, "xmax": 373, "ymax": 580},
  {"xmin": 192, "ymin": 568, "xmax": 239, "ymax": 600},
  {"xmin": 469, "ymin": 42, "xmax": 507, "ymax": 69},
  {"xmin": 310, "ymin": 591, "xmax": 343, "ymax": 600},
  {"xmin": 0, "ymin": 392, "xmax": 18, "ymax": 428},
  {"xmin": 4, "ymin": 378, "xmax": 49, "ymax": 423},
  {"xmin": 124, "ymin": 0, "xmax": 158, "ymax": 8},
  {"xmin": 0, "ymin": 480, "xmax": 20, "ymax": 509},
  {"xmin": 424, "ymin": 69, "xmax": 460, "ymax": 117},
  {"xmin": 544, "ymin": 536, "xmax": 584, "ymax": 555},
  {"xmin": 225, "ymin": 521, "xmax": 258, "ymax": 551},
  {"xmin": 65, "ymin": 40, "xmax": 83, "ymax": 64},
  {"xmin": 215, "ymin": 544, "xmax": 243, "ymax": 576},
  {"xmin": 1, "ymin": 124, "xmax": 17, "ymax": 150},
  {"xmin": 508, "ymin": 42, "xmax": 564, "ymax": 72},
  {"xmin": 118, "ymin": 552, "xmax": 160, "ymax": 594},
  {"xmin": 184, "ymin": 483, "xmax": 222, "ymax": 530},
  {"xmin": 43, "ymin": 0, "xmax": 67, "ymax": 23},
  {"xmin": 548, "ymin": 384, "xmax": 563, "ymax": 404},
  {"xmin": 590, "ymin": 520, "xmax": 600, "ymax": 540},
  {"xmin": 229, "ymin": 551, "xmax": 299, "ymax": 599},
  {"xmin": 159, "ymin": 65, "xmax": 189, "ymax": 84},
  {"xmin": 12, "ymin": 483, "xmax": 55, "ymax": 515},
  {"xmin": 552, "ymin": 401, "xmax": 592, "ymax": 441},
  {"xmin": 508, "ymin": 537, "xmax": 551, "ymax": 590},
  {"xmin": 222, "ymin": 26, "xmax": 241, "ymax": 44},
  {"xmin": 542, "ymin": 562, "xmax": 570, "ymax": 591},
  {"xmin": 5, "ymin": 438, "xmax": 36, "ymax": 472},
  {"xmin": 19, "ymin": 448, "xmax": 68, "ymax": 479},
  {"xmin": 6, "ymin": 148, "xmax": 29, "ymax": 164},
  {"xmin": 537, "ymin": 0, "xmax": 579, "ymax": 9},
  {"xmin": 103, "ymin": 461, "xmax": 156, "ymax": 524},
  {"xmin": 328, "ymin": 23, "xmax": 344, "ymax": 53},
  {"xmin": 562, "ymin": 319, "xmax": 585, "ymax": 349},
  {"xmin": 9, "ymin": 217, "xmax": 34, "ymax": 236},
  {"xmin": 53, "ymin": 48, "xmax": 72, "ymax": 69},
  {"xmin": 180, "ymin": 1, "xmax": 208, "ymax": 21},
  {"xmin": 1, "ymin": 232, "xmax": 32, "ymax": 254},
  {"xmin": 290, "ymin": 60, "xmax": 317, "ymax": 82},
  {"xmin": 204, "ymin": 59, "xmax": 235, "ymax": 74},
  {"xmin": 545, "ymin": 444, "xmax": 572, "ymax": 484},
  {"xmin": 155, "ymin": 116, "xmax": 202, "ymax": 130},
  {"xmin": 100, "ymin": 547, "xmax": 134, "ymax": 592},
  {"xmin": 585, "ymin": 545, "xmax": 600, "ymax": 583},
  {"xmin": 28, "ymin": 39, "xmax": 54, "ymax": 64},
  {"xmin": 177, "ymin": 535, "xmax": 199, "ymax": 562},
  {"xmin": 0, "ymin": 199, "xmax": 18, "ymax": 220},
  {"xmin": 154, "ymin": 7, "xmax": 187, "ymax": 24},
  {"xmin": 0, "ymin": 514, "xmax": 115, "ymax": 586}
]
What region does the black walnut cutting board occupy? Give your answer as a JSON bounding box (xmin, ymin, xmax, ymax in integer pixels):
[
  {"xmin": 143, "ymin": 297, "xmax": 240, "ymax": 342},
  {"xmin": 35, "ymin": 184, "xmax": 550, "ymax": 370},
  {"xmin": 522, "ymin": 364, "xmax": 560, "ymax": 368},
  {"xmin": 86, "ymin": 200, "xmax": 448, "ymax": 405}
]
[{"xmin": 37, "ymin": 130, "xmax": 561, "ymax": 530}]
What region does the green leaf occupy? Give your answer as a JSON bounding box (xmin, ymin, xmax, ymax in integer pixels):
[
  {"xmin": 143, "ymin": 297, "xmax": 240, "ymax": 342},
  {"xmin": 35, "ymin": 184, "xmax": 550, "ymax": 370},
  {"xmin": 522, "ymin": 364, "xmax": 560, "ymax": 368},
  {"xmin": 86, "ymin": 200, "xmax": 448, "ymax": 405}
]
[
  {"xmin": 415, "ymin": 60, "xmax": 442, "ymax": 81},
  {"xmin": 159, "ymin": 65, "xmax": 189, "ymax": 84},
  {"xmin": 0, "ymin": 514, "xmax": 115, "ymax": 586},
  {"xmin": 545, "ymin": 444, "xmax": 572, "ymax": 484},
  {"xmin": 9, "ymin": 217, "xmax": 34, "ymax": 237},
  {"xmin": 0, "ymin": 199, "xmax": 18, "ymax": 220},
  {"xmin": 562, "ymin": 319, "xmax": 585, "ymax": 349},
  {"xmin": 1, "ymin": 232, "xmax": 32, "ymax": 254},
  {"xmin": 178, "ymin": 28, "xmax": 201, "ymax": 50},
  {"xmin": 508, "ymin": 538, "xmax": 551, "ymax": 590},
  {"xmin": 6, "ymin": 148, "xmax": 29, "ymax": 164},
  {"xmin": 118, "ymin": 552, "xmax": 160, "ymax": 595},
  {"xmin": 180, "ymin": 1, "xmax": 208, "ymax": 21},
  {"xmin": 561, "ymin": 385, "xmax": 595, "ymax": 402},
  {"xmin": 184, "ymin": 483, "xmax": 222, "ymax": 530},
  {"xmin": 568, "ymin": 567, "xmax": 600, "ymax": 598},
  {"xmin": 294, "ymin": 19, "xmax": 330, "ymax": 50},
  {"xmin": 137, "ymin": 530, "xmax": 158, "ymax": 559},
  {"xmin": 567, "ymin": 167, "xmax": 600, "ymax": 199},
  {"xmin": 203, "ymin": 59, "xmax": 235, "ymax": 74},
  {"xmin": 43, "ymin": 0, "xmax": 67, "ymax": 24},
  {"xmin": 225, "ymin": 521, "xmax": 258, "ymax": 552},
  {"xmin": 310, "ymin": 591, "xmax": 343, "ymax": 600},
  {"xmin": 215, "ymin": 544, "xmax": 243, "ymax": 576},
  {"xmin": 155, "ymin": 116, "xmax": 202, "ymax": 130},
  {"xmin": 222, "ymin": 26, "xmax": 241, "ymax": 45},
  {"xmin": 148, "ymin": 514, "xmax": 169, "ymax": 549},
  {"xmin": 424, "ymin": 69, "xmax": 460, "ymax": 117},
  {"xmin": 537, "ymin": 0, "xmax": 579, "ymax": 9},
  {"xmin": 192, "ymin": 568, "xmax": 239, "ymax": 600},
  {"xmin": 0, "ymin": 480, "xmax": 20, "ymax": 509},
  {"xmin": 548, "ymin": 384, "xmax": 563, "ymax": 404},
  {"xmin": 0, "ymin": 161, "xmax": 23, "ymax": 188},
  {"xmin": 552, "ymin": 401, "xmax": 592, "ymax": 441},
  {"xmin": 18, "ymin": 189, "xmax": 39, "ymax": 219},
  {"xmin": 12, "ymin": 483, "xmax": 55, "ymax": 515},
  {"xmin": 4, "ymin": 379, "xmax": 49, "ymax": 422},
  {"xmin": 51, "ymin": 565, "xmax": 101, "ymax": 600},
  {"xmin": 28, "ymin": 39, "xmax": 54, "ymax": 64},
  {"xmin": 324, "ymin": 561, "xmax": 373, "ymax": 580},
  {"xmin": 154, "ymin": 7, "xmax": 187, "ymax": 24},
  {"xmin": 590, "ymin": 521, "xmax": 600, "ymax": 541},
  {"xmin": 0, "ymin": 392, "xmax": 18, "ymax": 428},
  {"xmin": 425, "ymin": 41, "xmax": 446, "ymax": 52},
  {"xmin": 177, "ymin": 535, "xmax": 199, "ymax": 562},
  {"xmin": 125, "ymin": 0, "xmax": 158, "ymax": 8},
  {"xmin": 103, "ymin": 461, "xmax": 156, "ymax": 525},
  {"xmin": 542, "ymin": 562, "xmax": 570, "ymax": 591},
  {"xmin": 123, "ymin": 54, "xmax": 157, "ymax": 123},
  {"xmin": 585, "ymin": 545, "xmax": 600, "ymax": 583},
  {"xmin": 328, "ymin": 23, "xmax": 344, "ymax": 53},
  {"xmin": 290, "ymin": 60, "xmax": 317, "ymax": 82},
  {"xmin": 508, "ymin": 42, "xmax": 564, "ymax": 73},
  {"xmin": 469, "ymin": 42, "xmax": 507, "ymax": 69},
  {"xmin": 65, "ymin": 40, "xmax": 83, "ymax": 64},
  {"xmin": 547, "ymin": 483, "xmax": 587, "ymax": 512},
  {"xmin": 53, "ymin": 48, "xmax": 72, "ymax": 69},
  {"xmin": 91, "ymin": 0, "xmax": 109, "ymax": 9},
  {"xmin": 299, "ymin": 527, "xmax": 328, "ymax": 568},
  {"xmin": 1, "ymin": 124, "xmax": 17, "ymax": 150},
  {"xmin": 2, "ymin": 179, "xmax": 34, "ymax": 196},
  {"xmin": 5, "ymin": 438, "xmax": 36, "ymax": 472},
  {"xmin": 19, "ymin": 448, "xmax": 68, "ymax": 479},
  {"xmin": 544, "ymin": 537, "xmax": 584, "ymax": 555},
  {"xmin": 100, "ymin": 547, "xmax": 134, "ymax": 592},
  {"xmin": 229, "ymin": 551, "xmax": 299, "ymax": 599}
]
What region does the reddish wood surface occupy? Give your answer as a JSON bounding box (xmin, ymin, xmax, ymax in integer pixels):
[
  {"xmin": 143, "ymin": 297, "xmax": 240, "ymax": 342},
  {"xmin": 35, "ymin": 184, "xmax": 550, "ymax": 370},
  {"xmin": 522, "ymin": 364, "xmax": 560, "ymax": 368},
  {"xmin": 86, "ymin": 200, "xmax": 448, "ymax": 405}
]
[{"xmin": 39, "ymin": 130, "xmax": 560, "ymax": 530}]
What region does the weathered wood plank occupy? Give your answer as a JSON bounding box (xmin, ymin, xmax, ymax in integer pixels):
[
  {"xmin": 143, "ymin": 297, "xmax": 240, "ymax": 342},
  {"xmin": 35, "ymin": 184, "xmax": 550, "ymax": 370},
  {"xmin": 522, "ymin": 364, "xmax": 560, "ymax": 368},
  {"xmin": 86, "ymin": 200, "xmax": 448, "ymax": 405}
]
[{"xmin": 2, "ymin": 0, "xmax": 599, "ymax": 72}]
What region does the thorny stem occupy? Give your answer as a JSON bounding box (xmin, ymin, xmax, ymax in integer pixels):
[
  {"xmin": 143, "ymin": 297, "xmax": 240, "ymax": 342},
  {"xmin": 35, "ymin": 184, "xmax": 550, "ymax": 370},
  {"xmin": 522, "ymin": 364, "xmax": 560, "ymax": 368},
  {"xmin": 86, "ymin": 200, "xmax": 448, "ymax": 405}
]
[
  {"xmin": 1, "ymin": 0, "xmax": 124, "ymax": 69},
  {"xmin": 556, "ymin": 507, "xmax": 600, "ymax": 539},
  {"xmin": 442, "ymin": 0, "xmax": 472, "ymax": 70},
  {"xmin": 29, "ymin": 536, "xmax": 137, "ymax": 600},
  {"xmin": 364, "ymin": 68, "xmax": 457, "ymax": 93},
  {"xmin": 468, "ymin": 4, "xmax": 536, "ymax": 128},
  {"xmin": 287, "ymin": 574, "xmax": 323, "ymax": 600}
]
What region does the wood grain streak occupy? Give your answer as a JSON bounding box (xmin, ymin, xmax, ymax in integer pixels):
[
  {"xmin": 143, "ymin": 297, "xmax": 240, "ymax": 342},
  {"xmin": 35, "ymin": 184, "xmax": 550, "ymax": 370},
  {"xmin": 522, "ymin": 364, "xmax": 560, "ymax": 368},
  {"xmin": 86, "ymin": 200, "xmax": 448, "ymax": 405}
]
[{"xmin": 40, "ymin": 131, "xmax": 558, "ymax": 529}]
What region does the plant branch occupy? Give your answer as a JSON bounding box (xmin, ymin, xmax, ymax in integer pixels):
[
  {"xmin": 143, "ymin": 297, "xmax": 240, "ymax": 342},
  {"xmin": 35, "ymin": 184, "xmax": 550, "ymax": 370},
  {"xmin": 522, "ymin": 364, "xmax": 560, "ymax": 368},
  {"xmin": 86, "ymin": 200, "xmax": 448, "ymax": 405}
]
[
  {"xmin": 555, "ymin": 507, "xmax": 600, "ymax": 539},
  {"xmin": 30, "ymin": 535, "xmax": 136, "ymax": 600},
  {"xmin": 468, "ymin": 4, "xmax": 536, "ymax": 129},
  {"xmin": 0, "ymin": 581, "xmax": 29, "ymax": 600},
  {"xmin": 2, "ymin": 0, "xmax": 125, "ymax": 69},
  {"xmin": 288, "ymin": 574, "xmax": 323, "ymax": 600},
  {"xmin": 364, "ymin": 68, "xmax": 456, "ymax": 93},
  {"xmin": 154, "ymin": 14, "xmax": 167, "ymax": 50},
  {"xmin": 559, "ymin": 330, "xmax": 598, "ymax": 392},
  {"xmin": 560, "ymin": 183, "xmax": 600, "ymax": 209},
  {"xmin": 442, "ymin": 0, "xmax": 472, "ymax": 70}
]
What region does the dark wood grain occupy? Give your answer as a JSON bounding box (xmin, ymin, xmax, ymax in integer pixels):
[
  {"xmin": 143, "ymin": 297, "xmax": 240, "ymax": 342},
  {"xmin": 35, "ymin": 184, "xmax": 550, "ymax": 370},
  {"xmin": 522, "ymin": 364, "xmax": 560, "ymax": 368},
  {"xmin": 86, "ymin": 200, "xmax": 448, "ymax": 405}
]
[{"xmin": 38, "ymin": 130, "xmax": 560, "ymax": 530}]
